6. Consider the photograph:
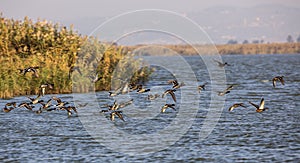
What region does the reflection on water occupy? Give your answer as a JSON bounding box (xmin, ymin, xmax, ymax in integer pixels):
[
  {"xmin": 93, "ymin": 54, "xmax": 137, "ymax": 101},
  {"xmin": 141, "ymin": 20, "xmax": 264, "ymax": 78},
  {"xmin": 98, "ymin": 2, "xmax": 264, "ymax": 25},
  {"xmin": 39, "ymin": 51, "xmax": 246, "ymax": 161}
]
[{"xmin": 0, "ymin": 54, "xmax": 300, "ymax": 162}]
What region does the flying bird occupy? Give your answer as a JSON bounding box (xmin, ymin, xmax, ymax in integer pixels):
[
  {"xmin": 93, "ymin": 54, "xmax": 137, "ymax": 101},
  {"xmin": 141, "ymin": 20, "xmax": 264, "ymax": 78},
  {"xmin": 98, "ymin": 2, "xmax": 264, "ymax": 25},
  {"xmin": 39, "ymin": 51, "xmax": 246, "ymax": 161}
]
[
  {"xmin": 27, "ymin": 94, "xmax": 43, "ymax": 104},
  {"xmin": 168, "ymin": 80, "xmax": 185, "ymax": 89},
  {"xmin": 249, "ymin": 98, "xmax": 269, "ymax": 113},
  {"xmin": 162, "ymin": 89, "xmax": 177, "ymax": 102},
  {"xmin": 18, "ymin": 66, "xmax": 39, "ymax": 77},
  {"xmin": 18, "ymin": 102, "xmax": 34, "ymax": 110},
  {"xmin": 272, "ymin": 76, "xmax": 285, "ymax": 88},
  {"xmin": 198, "ymin": 82, "xmax": 208, "ymax": 93},
  {"xmin": 218, "ymin": 85, "xmax": 234, "ymax": 96},
  {"xmin": 137, "ymin": 85, "xmax": 150, "ymax": 93},
  {"xmin": 147, "ymin": 94, "xmax": 160, "ymax": 100},
  {"xmin": 40, "ymin": 83, "xmax": 54, "ymax": 96},
  {"xmin": 110, "ymin": 111, "xmax": 125, "ymax": 121},
  {"xmin": 228, "ymin": 103, "xmax": 247, "ymax": 112},
  {"xmin": 161, "ymin": 104, "xmax": 176, "ymax": 113},
  {"xmin": 213, "ymin": 59, "xmax": 231, "ymax": 67}
]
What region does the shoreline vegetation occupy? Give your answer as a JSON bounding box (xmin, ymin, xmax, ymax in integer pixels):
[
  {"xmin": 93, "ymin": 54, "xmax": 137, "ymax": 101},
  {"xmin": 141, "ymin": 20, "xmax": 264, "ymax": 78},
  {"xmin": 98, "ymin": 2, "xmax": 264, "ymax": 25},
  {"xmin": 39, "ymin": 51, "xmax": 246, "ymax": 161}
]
[
  {"xmin": 0, "ymin": 14, "xmax": 152, "ymax": 99},
  {"xmin": 0, "ymin": 15, "xmax": 299, "ymax": 98},
  {"xmin": 124, "ymin": 42, "xmax": 300, "ymax": 56}
]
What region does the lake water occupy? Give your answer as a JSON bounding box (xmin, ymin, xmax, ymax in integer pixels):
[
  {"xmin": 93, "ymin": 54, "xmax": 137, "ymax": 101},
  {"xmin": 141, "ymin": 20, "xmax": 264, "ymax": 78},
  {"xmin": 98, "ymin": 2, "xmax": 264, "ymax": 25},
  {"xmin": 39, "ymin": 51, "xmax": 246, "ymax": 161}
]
[{"xmin": 0, "ymin": 54, "xmax": 299, "ymax": 162}]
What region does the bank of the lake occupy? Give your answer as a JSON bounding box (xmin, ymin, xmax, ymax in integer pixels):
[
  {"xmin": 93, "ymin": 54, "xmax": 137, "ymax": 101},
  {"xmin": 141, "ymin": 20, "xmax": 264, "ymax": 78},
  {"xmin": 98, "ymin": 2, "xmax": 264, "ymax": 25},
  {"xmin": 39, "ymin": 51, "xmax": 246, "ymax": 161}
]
[{"xmin": 124, "ymin": 42, "xmax": 300, "ymax": 55}]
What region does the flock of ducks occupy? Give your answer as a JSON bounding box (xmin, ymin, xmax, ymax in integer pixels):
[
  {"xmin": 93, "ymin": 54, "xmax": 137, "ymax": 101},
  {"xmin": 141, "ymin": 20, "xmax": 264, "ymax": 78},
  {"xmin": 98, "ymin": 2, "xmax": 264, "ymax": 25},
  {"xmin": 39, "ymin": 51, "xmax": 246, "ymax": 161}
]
[
  {"xmin": 2, "ymin": 59, "xmax": 285, "ymax": 122},
  {"xmin": 226, "ymin": 73, "xmax": 284, "ymax": 112},
  {"xmin": 2, "ymin": 66, "xmax": 80, "ymax": 116}
]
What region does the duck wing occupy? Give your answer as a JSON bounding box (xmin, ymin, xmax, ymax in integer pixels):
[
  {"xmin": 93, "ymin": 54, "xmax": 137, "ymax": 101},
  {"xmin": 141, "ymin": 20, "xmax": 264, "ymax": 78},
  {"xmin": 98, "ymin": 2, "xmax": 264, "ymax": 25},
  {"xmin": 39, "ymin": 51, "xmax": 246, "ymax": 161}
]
[
  {"xmin": 259, "ymin": 98, "xmax": 265, "ymax": 110},
  {"xmin": 249, "ymin": 101, "xmax": 259, "ymax": 109},
  {"xmin": 272, "ymin": 78, "xmax": 277, "ymax": 88},
  {"xmin": 279, "ymin": 77, "xmax": 285, "ymax": 85}
]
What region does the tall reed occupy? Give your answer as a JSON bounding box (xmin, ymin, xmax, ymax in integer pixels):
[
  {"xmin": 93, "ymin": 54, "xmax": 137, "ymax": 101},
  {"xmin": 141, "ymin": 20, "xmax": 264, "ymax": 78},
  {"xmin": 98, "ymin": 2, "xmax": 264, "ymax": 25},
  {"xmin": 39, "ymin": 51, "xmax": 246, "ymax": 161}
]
[{"xmin": 0, "ymin": 14, "xmax": 152, "ymax": 99}]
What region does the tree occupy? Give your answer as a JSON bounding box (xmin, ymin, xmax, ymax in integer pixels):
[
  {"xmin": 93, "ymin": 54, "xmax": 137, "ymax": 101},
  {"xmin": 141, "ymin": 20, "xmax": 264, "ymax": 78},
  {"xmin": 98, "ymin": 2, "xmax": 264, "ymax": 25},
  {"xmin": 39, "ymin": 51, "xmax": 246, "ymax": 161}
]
[
  {"xmin": 227, "ymin": 39, "xmax": 238, "ymax": 44},
  {"xmin": 242, "ymin": 40, "xmax": 249, "ymax": 44},
  {"xmin": 287, "ymin": 35, "xmax": 294, "ymax": 43}
]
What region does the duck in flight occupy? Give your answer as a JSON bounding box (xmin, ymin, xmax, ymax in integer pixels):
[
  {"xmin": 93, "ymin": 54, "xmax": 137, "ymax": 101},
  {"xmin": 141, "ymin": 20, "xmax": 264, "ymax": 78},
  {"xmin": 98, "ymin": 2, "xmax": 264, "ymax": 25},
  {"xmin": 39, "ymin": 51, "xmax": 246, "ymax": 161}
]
[
  {"xmin": 27, "ymin": 94, "xmax": 43, "ymax": 105},
  {"xmin": 198, "ymin": 82, "xmax": 208, "ymax": 93},
  {"xmin": 218, "ymin": 85, "xmax": 234, "ymax": 96},
  {"xmin": 249, "ymin": 98, "xmax": 269, "ymax": 112},
  {"xmin": 161, "ymin": 104, "xmax": 176, "ymax": 113},
  {"xmin": 18, "ymin": 66, "xmax": 40, "ymax": 77},
  {"xmin": 272, "ymin": 76, "xmax": 285, "ymax": 88},
  {"xmin": 40, "ymin": 83, "xmax": 54, "ymax": 96},
  {"xmin": 110, "ymin": 110, "xmax": 125, "ymax": 121},
  {"xmin": 147, "ymin": 93, "xmax": 160, "ymax": 100},
  {"xmin": 3, "ymin": 102, "xmax": 17, "ymax": 112},
  {"xmin": 59, "ymin": 106, "xmax": 78, "ymax": 116},
  {"xmin": 18, "ymin": 102, "xmax": 34, "ymax": 110},
  {"xmin": 5, "ymin": 102, "xmax": 17, "ymax": 108},
  {"xmin": 137, "ymin": 85, "xmax": 150, "ymax": 93},
  {"xmin": 228, "ymin": 103, "xmax": 246, "ymax": 112},
  {"xmin": 213, "ymin": 59, "xmax": 230, "ymax": 67},
  {"xmin": 168, "ymin": 80, "xmax": 185, "ymax": 89},
  {"xmin": 162, "ymin": 89, "xmax": 177, "ymax": 102},
  {"xmin": 3, "ymin": 106, "xmax": 15, "ymax": 113},
  {"xmin": 52, "ymin": 96, "xmax": 69, "ymax": 108},
  {"xmin": 40, "ymin": 99, "xmax": 52, "ymax": 109}
]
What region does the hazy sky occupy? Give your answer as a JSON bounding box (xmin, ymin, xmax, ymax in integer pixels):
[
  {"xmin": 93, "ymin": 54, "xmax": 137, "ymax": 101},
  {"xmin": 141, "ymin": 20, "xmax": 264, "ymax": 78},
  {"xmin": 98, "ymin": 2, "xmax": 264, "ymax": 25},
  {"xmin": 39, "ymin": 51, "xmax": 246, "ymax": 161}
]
[
  {"xmin": 1, "ymin": 0, "xmax": 300, "ymax": 44},
  {"xmin": 1, "ymin": 0, "xmax": 299, "ymax": 20}
]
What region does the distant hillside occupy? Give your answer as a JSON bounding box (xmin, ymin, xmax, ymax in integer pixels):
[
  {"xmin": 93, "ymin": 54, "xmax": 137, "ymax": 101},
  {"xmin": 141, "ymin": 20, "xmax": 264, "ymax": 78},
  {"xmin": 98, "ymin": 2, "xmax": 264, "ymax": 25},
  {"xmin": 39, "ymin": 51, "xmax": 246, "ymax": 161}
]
[{"xmin": 124, "ymin": 42, "xmax": 300, "ymax": 56}]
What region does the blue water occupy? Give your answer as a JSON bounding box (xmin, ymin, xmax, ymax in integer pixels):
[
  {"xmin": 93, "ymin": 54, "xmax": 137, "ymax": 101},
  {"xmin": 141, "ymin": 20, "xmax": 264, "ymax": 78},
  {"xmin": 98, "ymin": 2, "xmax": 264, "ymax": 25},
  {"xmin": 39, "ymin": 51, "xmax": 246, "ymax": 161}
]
[{"xmin": 0, "ymin": 54, "xmax": 299, "ymax": 162}]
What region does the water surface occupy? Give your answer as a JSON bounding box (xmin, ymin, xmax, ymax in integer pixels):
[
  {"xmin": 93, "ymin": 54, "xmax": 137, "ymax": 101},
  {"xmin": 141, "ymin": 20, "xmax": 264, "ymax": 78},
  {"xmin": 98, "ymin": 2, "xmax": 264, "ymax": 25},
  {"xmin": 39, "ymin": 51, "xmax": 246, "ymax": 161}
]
[{"xmin": 0, "ymin": 54, "xmax": 299, "ymax": 162}]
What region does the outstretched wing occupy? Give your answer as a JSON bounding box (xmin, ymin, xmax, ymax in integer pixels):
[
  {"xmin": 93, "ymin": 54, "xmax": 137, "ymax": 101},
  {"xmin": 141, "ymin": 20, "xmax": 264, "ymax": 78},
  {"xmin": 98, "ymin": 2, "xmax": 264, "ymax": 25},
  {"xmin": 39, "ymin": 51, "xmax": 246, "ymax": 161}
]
[
  {"xmin": 226, "ymin": 85, "xmax": 234, "ymax": 91},
  {"xmin": 249, "ymin": 101, "xmax": 259, "ymax": 109},
  {"xmin": 115, "ymin": 111, "xmax": 125, "ymax": 121},
  {"xmin": 169, "ymin": 91, "xmax": 177, "ymax": 102},
  {"xmin": 279, "ymin": 77, "xmax": 285, "ymax": 85},
  {"xmin": 119, "ymin": 99, "xmax": 133, "ymax": 108},
  {"xmin": 168, "ymin": 105, "xmax": 176, "ymax": 111},
  {"xmin": 259, "ymin": 98, "xmax": 265, "ymax": 110}
]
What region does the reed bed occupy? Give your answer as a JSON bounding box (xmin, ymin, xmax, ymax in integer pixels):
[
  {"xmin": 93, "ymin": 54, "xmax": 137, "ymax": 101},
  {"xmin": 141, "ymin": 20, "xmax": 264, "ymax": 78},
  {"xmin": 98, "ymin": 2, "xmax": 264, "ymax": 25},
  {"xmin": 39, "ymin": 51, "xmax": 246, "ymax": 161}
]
[{"xmin": 0, "ymin": 14, "xmax": 152, "ymax": 99}]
